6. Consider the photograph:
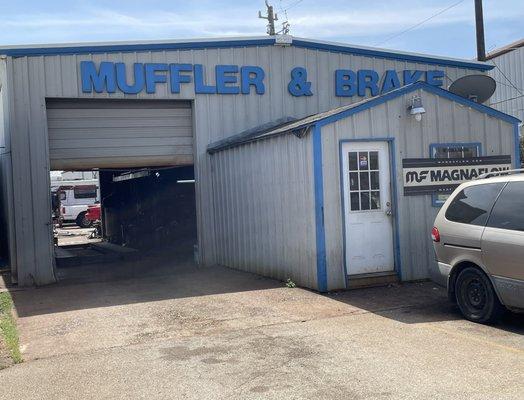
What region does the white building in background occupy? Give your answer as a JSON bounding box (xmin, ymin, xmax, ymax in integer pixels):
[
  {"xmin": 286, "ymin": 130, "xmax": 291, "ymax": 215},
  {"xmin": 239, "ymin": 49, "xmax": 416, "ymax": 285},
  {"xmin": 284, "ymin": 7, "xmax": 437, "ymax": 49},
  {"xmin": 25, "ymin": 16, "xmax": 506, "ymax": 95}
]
[{"xmin": 486, "ymin": 38, "xmax": 524, "ymax": 123}]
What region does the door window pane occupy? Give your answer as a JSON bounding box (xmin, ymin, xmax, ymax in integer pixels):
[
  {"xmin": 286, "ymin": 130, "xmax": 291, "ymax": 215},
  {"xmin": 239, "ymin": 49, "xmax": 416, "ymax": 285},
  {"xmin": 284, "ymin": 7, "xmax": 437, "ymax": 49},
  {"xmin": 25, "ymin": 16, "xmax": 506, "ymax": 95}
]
[
  {"xmin": 487, "ymin": 182, "xmax": 524, "ymax": 231},
  {"xmin": 358, "ymin": 152, "xmax": 369, "ymax": 170},
  {"xmin": 349, "ymin": 172, "xmax": 359, "ymax": 191},
  {"xmin": 359, "ymin": 172, "xmax": 369, "ymax": 190},
  {"xmin": 360, "ymin": 192, "xmax": 370, "ymax": 210},
  {"xmin": 348, "ymin": 152, "xmax": 358, "ymax": 171},
  {"xmin": 371, "ymin": 191, "xmax": 381, "ymax": 209},
  {"xmin": 369, "ymin": 151, "xmax": 379, "ymax": 170},
  {"xmin": 350, "ymin": 192, "xmax": 360, "ymax": 211},
  {"xmin": 370, "ymin": 171, "xmax": 379, "ymax": 190},
  {"xmin": 445, "ymin": 183, "xmax": 504, "ymax": 226}
]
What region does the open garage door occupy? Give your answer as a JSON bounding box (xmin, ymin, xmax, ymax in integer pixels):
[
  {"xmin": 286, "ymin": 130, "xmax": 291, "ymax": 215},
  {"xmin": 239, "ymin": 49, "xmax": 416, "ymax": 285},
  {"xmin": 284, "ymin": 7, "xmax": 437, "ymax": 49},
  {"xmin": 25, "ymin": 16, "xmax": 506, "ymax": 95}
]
[{"xmin": 46, "ymin": 99, "xmax": 193, "ymax": 170}]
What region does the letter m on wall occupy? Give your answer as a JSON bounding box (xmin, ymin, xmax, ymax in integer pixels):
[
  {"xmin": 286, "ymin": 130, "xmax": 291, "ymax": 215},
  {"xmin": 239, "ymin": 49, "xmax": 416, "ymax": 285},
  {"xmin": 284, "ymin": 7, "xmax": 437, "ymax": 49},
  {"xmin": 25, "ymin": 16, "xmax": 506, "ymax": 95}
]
[{"xmin": 81, "ymin": 61, "xmax": 117, "ymax": 93}]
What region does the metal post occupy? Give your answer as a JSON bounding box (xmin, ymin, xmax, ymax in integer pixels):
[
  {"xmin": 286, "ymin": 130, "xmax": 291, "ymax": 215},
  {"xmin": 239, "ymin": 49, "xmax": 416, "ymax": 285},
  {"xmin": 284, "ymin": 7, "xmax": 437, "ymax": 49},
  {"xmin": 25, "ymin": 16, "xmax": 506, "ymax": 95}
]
[{"xmin": 475, "ymin": 0, "xmax": 486, "ymax": 61}]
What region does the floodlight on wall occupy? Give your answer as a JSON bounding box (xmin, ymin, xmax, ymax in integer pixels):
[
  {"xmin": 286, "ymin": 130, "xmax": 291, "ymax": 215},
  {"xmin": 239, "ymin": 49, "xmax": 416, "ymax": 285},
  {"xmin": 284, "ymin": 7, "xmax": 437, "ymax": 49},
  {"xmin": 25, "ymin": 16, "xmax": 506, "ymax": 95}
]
[{"xmin": 408, "ymin": 96, "xmax": 426, "ymax": 122}]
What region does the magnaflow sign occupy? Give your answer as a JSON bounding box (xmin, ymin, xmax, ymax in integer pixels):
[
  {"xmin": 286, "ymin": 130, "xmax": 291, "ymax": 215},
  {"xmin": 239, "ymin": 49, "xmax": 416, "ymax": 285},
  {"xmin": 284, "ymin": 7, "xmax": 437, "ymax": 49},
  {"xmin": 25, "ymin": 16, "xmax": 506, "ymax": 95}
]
[{"xmin": 402, "ymin": 155, "xmax": 512, "ymax": 195}]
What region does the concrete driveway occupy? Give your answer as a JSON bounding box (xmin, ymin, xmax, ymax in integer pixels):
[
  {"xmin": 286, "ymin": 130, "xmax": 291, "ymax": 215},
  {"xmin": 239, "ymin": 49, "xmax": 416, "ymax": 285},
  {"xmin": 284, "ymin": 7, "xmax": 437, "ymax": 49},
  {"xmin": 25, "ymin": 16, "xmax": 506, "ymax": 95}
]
[{"xmin": 1, "ymin": 260, "xmax": 523, "ymax": 399}]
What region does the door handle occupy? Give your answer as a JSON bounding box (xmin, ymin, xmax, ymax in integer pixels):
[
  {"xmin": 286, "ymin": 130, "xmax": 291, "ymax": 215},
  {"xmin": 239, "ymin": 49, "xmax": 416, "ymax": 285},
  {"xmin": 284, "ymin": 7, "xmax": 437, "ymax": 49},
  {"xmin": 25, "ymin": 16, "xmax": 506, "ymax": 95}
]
[{"xmin": 385, "ymin": 201, "xmax": 392, "ymax": 216}]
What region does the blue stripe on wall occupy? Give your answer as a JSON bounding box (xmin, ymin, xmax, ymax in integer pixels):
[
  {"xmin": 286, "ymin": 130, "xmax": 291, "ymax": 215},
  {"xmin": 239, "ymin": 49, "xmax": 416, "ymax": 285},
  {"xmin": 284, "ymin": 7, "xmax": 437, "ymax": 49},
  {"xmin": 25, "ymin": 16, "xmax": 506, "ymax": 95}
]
[{"xmin": 312, "ymin": 124, "xmax": 328, "ymax": 292}]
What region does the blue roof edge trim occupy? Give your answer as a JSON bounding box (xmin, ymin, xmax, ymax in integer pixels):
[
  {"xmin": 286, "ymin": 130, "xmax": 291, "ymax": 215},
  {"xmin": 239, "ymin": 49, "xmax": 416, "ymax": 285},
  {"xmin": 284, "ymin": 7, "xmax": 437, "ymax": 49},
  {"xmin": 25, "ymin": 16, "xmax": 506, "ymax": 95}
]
[
  {"xmin": 316, "ymin": 81, "xmax": 521, "ymax": 129},
  {"xmin": 291, "ymin": 39, "xmax": 494, "ymax": 71},
  {"xmin": 0, "ymin": 38, "xmax": 277, "ymax": 57},
  {"xmin": 0, "ymin": 37, "xmax": 493, "ymax": 71}
]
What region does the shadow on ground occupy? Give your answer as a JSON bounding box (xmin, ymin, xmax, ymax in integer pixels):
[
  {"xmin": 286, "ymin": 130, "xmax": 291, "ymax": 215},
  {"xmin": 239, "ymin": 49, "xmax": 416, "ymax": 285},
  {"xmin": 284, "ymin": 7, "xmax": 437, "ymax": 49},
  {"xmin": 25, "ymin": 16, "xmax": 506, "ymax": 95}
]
[
  {"xmin": 326, "ymin": 281, "xmax": 524, "ymax": 334},
  {"xmin": 10, "ymin": 246, "xmax": 280, "ymax": 318}
]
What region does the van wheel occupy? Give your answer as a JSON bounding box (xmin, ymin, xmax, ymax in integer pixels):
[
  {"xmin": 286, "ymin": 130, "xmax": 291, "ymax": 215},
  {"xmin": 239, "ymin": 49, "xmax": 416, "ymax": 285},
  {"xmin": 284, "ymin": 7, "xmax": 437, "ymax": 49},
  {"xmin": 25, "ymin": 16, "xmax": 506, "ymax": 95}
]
[
  {"xmin": 76, "ymin": 212, "xmax": 93, "ymax": 228},
  {"xmin": 455, "ymin": 267, "xmax": 503, "ymax": 323}
]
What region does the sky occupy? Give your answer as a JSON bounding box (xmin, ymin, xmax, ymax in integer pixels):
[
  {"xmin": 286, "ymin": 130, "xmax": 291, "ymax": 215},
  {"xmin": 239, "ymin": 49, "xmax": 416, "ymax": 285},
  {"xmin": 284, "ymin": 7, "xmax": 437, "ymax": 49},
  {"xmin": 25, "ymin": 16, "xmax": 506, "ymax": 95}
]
[{"xmin": 0, "ymin": 0, "xmax": 522, "ymax": 59}]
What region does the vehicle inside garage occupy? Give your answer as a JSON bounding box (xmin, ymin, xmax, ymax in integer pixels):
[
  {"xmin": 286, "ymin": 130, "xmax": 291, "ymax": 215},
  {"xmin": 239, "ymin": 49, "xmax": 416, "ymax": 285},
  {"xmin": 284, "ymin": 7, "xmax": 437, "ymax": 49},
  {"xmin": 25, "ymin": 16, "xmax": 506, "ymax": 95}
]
[{"xmin": 46, "ymin": 98, "xmax": 196, "ymax": 279}]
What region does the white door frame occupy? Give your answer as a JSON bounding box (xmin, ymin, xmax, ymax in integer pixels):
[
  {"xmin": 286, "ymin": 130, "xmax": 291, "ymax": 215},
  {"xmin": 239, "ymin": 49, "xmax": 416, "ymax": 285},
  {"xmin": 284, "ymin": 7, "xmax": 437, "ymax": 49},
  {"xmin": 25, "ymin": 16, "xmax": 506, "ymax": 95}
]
[{"xmin": 338, "ymin": 138, "xmax": 400, "ymax": 282}]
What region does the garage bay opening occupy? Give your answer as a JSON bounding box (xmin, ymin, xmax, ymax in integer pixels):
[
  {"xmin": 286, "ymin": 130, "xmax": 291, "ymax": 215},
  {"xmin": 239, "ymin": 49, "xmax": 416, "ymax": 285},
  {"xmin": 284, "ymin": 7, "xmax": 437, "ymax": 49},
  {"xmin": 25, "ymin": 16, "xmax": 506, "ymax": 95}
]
[{"xmin": 46, "ymin": 98, "xmax": 196, "ymax": 281}]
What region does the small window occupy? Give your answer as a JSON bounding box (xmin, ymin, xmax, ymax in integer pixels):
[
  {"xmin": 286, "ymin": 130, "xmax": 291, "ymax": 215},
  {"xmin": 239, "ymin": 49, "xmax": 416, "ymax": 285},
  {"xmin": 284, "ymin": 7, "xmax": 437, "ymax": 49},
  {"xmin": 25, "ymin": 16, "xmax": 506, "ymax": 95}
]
[
  {"xmin": 347, "ymin": 150, "xmax": 380, "ymax": 212},
  {"xmin": 487, "ymin": 182, "xmax": 524, "ymax": 231},
  {"xmin": 59, "ymin": 192, "xmax": 66, "ymax": 201},
  {"xmin": 445, "ymin": 183, "xmax": 504, "ymax": 226},
  {"xmin": 431, "ymin": 143, "xmax": 481, "ymax": 206},
  {"xmin": 73, "ymin": 185, "xmax": 97, "ymax": 199}
]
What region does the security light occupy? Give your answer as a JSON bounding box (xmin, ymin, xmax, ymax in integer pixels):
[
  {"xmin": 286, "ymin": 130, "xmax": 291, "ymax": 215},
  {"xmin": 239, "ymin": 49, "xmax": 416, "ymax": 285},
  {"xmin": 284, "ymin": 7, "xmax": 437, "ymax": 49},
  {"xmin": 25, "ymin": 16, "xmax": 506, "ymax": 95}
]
[{"xmin": 408, "ymin": 96, "xmax": 426, "ymax": 122}]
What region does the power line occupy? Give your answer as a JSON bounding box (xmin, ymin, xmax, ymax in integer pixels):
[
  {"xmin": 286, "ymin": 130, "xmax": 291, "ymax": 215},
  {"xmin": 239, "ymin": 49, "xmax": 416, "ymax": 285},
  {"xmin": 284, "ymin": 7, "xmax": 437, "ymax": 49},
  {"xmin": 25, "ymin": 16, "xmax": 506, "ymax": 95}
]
[
  {"xmin": 374, "ymin": 0, "xmax": 465, "ymax": 47},
  {"xmin": 489, "ymin": 94, "xmax": 524, "ymax": 106},
  {"xmin": 487, "ymin": 59, "xmax": 523, "ymax": 96}
]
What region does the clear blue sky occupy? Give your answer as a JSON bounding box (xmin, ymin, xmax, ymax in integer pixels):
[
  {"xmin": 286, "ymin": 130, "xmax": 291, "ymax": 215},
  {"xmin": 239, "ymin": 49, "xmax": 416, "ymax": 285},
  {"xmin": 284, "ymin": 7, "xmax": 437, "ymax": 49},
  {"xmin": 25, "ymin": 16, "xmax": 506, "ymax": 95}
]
[{"xmin": 0, "ymin": 0, "xmax": 521, "ymax": 59}]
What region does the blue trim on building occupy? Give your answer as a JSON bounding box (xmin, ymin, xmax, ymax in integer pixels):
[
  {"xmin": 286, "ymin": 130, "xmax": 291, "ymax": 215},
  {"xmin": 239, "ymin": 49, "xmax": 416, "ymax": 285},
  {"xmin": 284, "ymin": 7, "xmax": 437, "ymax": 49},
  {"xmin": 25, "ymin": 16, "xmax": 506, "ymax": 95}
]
[
  {"xmin": 291, "ymin": 39, "xmax": 494, "ymax": 71},
  {"xmin": 429, "ymin": 142, "xmax": 482, "ymax": 207},
  {"xmin": 337, "ymin": 138, "xmax": 402, "ymax": 284},
  {"xmin": 514, "ymin": 123, "xmax": 522, "ymax": 168},
  {"xmin": 312, "ymin": 124, "xmax": 328, "ymax": 292},
  {"xmin": 0, "ymin": 37, "xmax": 493, "ymax": 71},
  {"xmin": 0, "ymin": 39, "xmax": 277, "ymax": 57},
  {"xmin": 315, "ymin": 82, "xmax": 521, "ymax": 128}
]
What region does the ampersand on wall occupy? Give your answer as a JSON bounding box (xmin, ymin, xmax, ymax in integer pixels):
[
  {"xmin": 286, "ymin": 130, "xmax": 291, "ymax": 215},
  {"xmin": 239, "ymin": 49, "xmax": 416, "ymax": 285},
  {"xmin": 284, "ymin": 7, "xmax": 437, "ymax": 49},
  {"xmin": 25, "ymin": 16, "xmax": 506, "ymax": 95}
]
[{"xmin": 288, "ymin": 67, "xmax": 313, "ymax": 96}]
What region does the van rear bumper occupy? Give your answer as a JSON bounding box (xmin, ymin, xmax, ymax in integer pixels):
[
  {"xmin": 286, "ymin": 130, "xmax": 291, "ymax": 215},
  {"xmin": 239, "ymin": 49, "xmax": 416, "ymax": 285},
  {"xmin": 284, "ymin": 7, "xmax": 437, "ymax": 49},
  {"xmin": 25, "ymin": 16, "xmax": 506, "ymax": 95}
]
[{"xmin": 432, "ymin": 262, "xmax": 452, "ymax": 289}]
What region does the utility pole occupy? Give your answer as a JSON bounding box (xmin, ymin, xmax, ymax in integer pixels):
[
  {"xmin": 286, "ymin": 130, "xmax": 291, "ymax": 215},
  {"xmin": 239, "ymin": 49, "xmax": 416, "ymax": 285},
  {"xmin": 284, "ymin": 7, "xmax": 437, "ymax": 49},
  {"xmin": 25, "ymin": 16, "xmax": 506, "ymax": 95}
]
[
  {"xmin": 259, "ymin": 1, "xmax": 278, "ymax": 36},
  {"xmin": 474, "ymin": 0, "xmax": 486, "ymax": 61}
]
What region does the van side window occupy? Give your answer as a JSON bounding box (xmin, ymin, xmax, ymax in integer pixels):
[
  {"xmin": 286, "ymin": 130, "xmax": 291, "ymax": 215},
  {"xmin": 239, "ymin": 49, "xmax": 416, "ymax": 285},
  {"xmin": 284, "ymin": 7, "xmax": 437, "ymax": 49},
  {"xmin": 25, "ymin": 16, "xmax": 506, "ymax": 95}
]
[
  {"xmin": 73, "ymin": 185, "xmax": 97, "ymax": 199},
  {"xmin": 445, "ymin": 183, "xmax": 504, "ymax": 226},
  {"xmin": 487, "ymin": 182, "xmax": 524, "ymax": 231}
]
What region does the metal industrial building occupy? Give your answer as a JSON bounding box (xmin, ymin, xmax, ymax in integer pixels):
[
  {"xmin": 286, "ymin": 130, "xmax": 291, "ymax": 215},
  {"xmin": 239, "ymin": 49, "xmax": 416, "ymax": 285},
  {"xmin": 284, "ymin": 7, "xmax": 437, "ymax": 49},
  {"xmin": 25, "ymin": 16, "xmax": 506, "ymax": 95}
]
[
  {"xmin": 486, "ymin": 38, "xmax": 524, "ymax": 123},
  {"xmin": 0, "ymin": 36, "xmax": 520, "ymax": 290}
]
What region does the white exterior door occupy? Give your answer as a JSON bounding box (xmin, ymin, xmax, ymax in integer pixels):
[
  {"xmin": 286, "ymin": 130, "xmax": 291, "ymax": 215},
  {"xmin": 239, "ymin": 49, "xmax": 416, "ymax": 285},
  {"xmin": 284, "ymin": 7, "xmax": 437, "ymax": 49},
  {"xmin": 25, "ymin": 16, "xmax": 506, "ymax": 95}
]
[{"xmin": 341, "ymin": 141, "xmax": 395, "ymax": 275}]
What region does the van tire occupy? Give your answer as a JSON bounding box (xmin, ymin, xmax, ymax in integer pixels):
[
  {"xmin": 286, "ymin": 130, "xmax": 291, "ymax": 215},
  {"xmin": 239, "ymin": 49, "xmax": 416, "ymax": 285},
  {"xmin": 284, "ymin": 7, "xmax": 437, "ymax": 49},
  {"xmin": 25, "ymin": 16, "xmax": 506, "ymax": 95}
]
[
  {"xmin": 76, "ymin": 212, "xmax": 93, "ymax": 228},
  {"xmin": 455, "ymin": 267, "xmax": 504, "ymax": 324}
]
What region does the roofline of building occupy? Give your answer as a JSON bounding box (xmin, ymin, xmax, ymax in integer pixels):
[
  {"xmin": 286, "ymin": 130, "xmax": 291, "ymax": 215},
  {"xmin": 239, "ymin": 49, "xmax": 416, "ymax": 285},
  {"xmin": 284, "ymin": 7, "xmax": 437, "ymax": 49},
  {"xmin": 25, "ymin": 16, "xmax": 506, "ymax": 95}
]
[
  {"xmin": 0, "ymin": 35, "xmax": 493, "ymax": 71},
  {"xmin": 207, "ymin": 82, "xmax": 521, "ymax": 154},
  {"xmin": 485, "ymin": 38, "xmax": 524, "ymax": 60}
]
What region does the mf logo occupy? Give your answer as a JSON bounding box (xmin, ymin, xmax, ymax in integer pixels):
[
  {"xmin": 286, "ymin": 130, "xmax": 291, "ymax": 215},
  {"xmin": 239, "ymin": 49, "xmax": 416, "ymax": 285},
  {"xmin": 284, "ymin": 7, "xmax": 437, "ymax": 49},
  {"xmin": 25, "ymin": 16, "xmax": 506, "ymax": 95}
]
[{"xmin": 405, "ymin": 170, "xmax": 429, "ymax": 183}]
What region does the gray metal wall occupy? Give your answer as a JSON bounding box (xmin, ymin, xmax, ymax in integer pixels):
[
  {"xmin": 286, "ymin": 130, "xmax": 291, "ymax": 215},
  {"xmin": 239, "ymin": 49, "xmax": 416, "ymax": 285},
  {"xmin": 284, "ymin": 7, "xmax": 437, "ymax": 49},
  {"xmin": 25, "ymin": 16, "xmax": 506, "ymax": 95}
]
[
  {"xmin": 46, "ymin": 99, "xmax": 193, "ymax": 170},
  {"xmin": 0, "ymin": 59, "xmax": 16, "ymax": 277},
  {"xmin": 320, "ymin": 89, "xmax": 516, "ymax": 289},
  {"xmin": 210, "ymin": 133, "xmax": 317, "ymax": 288},
  {"xmin": 488, "ymin": 46, "xmax": 524, "ymax": 123},
  {"xmin": 3, "ymin": 43, "xmax": 485, "ymax": 285}
]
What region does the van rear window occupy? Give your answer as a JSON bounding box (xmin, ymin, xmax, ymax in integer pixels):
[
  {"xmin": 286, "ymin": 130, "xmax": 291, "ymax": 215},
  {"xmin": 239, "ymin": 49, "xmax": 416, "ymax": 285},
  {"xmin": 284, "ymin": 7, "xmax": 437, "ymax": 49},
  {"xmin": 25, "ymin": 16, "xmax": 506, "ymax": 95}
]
[
  {"xmin": 73, "ymin": 185, "xmax": 97, "ymax": 199},
  {"xmin": 445, "ymin": 183, "xmax": 504, "ymax": 226},
  {"xmin": 487, "ymin": 181, "xmax": 524, "ymax": 231}
]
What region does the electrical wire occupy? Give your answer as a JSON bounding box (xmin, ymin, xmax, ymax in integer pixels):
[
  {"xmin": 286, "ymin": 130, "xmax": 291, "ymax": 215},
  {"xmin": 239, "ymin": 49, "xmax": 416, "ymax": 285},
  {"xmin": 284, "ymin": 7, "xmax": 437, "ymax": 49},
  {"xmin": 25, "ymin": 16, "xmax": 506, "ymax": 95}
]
[
  {"xmin": 489, "ymin": 94, "xmax": 524, "ymax": 106},
  {"xmin": 374, "ymin": 0, "xmax": 465, "ymax": 47}
]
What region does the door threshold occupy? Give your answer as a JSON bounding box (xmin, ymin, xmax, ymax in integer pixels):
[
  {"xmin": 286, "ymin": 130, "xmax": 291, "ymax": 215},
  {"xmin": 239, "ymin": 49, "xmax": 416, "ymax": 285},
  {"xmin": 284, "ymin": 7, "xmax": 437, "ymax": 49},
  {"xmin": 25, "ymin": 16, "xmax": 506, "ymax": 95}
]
[{"xmin": 347, "ymin": 271, "xmax": 398, "ymax": 289}]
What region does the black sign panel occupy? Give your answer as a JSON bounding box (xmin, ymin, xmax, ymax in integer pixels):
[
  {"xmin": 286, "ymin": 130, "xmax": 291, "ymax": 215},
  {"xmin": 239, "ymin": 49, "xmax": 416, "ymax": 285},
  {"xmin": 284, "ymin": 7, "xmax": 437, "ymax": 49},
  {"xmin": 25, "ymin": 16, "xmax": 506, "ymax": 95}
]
[{"xmin": 402, "ymin": 155, "xmax": 512, "ymax": 196}]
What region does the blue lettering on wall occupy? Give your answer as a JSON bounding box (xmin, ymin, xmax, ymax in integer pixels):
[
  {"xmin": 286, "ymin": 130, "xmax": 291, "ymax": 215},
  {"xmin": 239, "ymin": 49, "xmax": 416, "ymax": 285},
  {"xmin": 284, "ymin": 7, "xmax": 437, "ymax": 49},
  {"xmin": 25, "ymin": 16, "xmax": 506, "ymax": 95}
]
[
  {"xmin": 403, "ymin": 70, "xmax": 424, "ymax": 85},
  {"xmin": 169, "ymin": 64, "xmax": 192, "ymax": 93},
  {"xmin": 116, "ymin": 63, "xmax": 144, "ymax": 94},
  {"xmin": 80, "ymin": 61, "xmax": 445, "ymax": 98},
  {"xmin": 81, "ymin": 61, "xmax": 116, "ymax": 93},
  {"xmin": 381, "ymin": 70, "xmax": 402, "ymax": 93},
  {"xmin": 216, "ymin": 65, "xmax": 239, "ymax": 94},
  {"xmin": 145, "ymin": 63, "xmax": 168, "ymax": 94},
  {"xmin": 335, "ymin": 70, "xmax": 357, "ymax": 97},
  {"xmin": 357, "ymin": 70, "xmax": 380, "ymax": 96},
  {"xmin": 240, "ymin": 66, "xmax": 265, "ymax": 94}
]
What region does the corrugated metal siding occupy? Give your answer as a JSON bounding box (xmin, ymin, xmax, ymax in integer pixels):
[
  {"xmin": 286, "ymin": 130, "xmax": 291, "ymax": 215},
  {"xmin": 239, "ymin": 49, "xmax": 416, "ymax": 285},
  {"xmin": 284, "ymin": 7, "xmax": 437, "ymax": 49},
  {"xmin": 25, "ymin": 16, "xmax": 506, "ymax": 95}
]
[
  {"xmin": 321, "ymin": 89, "xmax": 516, "ymax": 288},
  {"xmin": 46, "ymin": 99, "xmax": 192, "ymax": 170},
  {"xmin": 488, "ymin": 46, "xmax": 524, "ymax": 122},
  {"xmin": 210, "ymin": 133, "xmax": 317, "ymax": 289},
  {"xmin": 4, "ymin": 44, "xmax": 484, "ymax": 285}
]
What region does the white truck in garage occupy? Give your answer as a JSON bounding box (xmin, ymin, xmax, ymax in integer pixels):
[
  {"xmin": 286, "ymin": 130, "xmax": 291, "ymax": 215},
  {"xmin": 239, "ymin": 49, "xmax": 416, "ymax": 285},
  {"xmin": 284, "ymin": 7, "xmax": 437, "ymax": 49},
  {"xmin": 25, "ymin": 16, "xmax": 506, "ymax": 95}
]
[{"xmin": 51, "ymin": 179, "xmax": 100, "ymax": 228}]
